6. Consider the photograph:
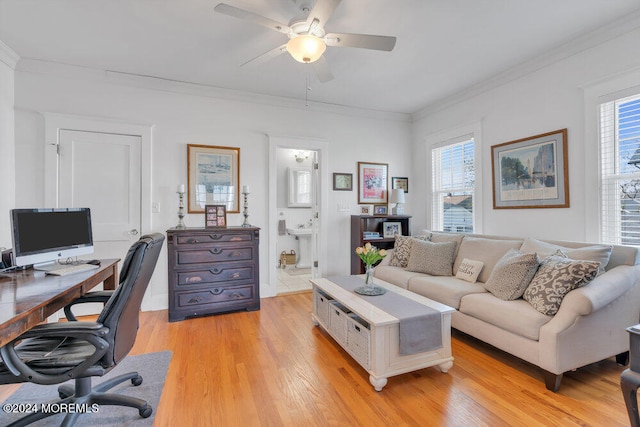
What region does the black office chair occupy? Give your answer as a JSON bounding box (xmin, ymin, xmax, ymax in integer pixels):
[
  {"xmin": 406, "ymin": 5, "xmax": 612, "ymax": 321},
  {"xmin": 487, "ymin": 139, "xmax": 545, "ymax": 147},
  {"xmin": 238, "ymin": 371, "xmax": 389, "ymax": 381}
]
[{"xmin": 0, "ymin": 233, "xmax": 164, "ymax": 426}]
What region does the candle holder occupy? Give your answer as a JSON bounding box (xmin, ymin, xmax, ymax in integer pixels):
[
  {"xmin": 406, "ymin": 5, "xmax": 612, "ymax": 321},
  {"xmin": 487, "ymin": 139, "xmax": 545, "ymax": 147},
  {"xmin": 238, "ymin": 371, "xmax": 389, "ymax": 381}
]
[
  {"xmin": 242, "ymin": 190, "xmax": 251, "ymax": 227},
  {"xmin": 176, "ymin": 191, "xmax": 186, "ymax": 229}
]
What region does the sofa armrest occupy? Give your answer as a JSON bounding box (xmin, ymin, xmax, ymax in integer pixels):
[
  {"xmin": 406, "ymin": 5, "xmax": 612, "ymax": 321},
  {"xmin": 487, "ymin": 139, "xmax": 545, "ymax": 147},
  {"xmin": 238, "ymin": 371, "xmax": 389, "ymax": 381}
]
[{"xmin": 559, "ymin": 264, "xmax": 640, "ymax": 316}]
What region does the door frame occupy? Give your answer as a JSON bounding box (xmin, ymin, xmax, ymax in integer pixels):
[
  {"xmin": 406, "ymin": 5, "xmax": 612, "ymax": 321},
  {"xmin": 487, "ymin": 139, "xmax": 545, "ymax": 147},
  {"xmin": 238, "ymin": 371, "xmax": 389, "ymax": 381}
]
[
  {"xmin": 268, "ymin": 135, "xmax": 329, "ymax": 298},
  {"xmin": 43, "ymin": 113, "xmax": 153, "ymax": 234}
]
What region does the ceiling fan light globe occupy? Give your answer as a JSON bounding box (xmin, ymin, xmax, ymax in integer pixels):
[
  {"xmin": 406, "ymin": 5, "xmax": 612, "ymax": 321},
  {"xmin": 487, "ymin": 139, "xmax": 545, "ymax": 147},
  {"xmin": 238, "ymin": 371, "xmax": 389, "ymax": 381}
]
[{"xmin": 286, "ymin": 35, "xmax": 326, "ymax": 63}]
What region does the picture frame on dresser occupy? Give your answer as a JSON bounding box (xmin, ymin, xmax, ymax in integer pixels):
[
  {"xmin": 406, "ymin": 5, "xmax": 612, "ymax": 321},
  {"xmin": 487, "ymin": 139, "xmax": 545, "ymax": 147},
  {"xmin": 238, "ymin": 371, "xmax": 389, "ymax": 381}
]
[
  {"xmin": 205, "ymin": 205, "xmax": 227, "ymax": 228},
  {"xmin": 187, "ymin": 144, "xmax": 240, "ymax": 214},
  {"xmin": 382, "ymin": 221, "xmax": 402, "ymax": 238}
]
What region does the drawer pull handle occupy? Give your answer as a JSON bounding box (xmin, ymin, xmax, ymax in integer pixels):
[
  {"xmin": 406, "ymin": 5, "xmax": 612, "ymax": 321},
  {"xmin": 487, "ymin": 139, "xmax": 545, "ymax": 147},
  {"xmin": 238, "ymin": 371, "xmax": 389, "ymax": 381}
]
[
  {"xmin": 187, "ymin": 238, "xmax": 198, "ymax": 244},
  {"xmin": 355, "ymin": 325, "xmax": 361, "ymax": 332},
  {"xmin": 210, "ymin": 248, "xmax": 222, "ymax": 255},
  {"xmin": 228, "ymin": 251, "xmax": 242, "ymax": 258},
  {"xmin": 231, "ymin": 272, "xmax": 241, "ymax": 279},
  {"xmin": 211, "ymin": 268, "xmax": 221, "ymax": 275},
  {"xmin": 185, "ymin": 276, "xmax": 203, "ymax": 284},
  {"xmin": 211, "ymin": 234, "xmax": 223, "ymax": 240},
  {"xmin": 210, "ymin": 288, "xmax": 223, "ymax": 295},
  {"xmin": 188, "ymin": 296, "xmax": 203, "ymax": 304},
  {"xmin": 229, "ymin": 292, "xmax": 243, "ymax": 299}
]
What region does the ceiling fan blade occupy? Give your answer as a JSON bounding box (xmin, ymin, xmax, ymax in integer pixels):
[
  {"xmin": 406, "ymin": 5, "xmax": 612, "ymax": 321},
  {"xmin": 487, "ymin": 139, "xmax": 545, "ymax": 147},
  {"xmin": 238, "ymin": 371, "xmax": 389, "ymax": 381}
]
[
  {"xmin": 214, "ymin": 3, "xmax": 290, "ymax": 34},
  {"xmin": 311, "ymin": 55, "xmax": 334, "ymax": 83},
  {"xmin": 240, "ymin": 44, "xmax": 288, "ymax": 67},
  {"xmin": 325, "ymin": 33, "xmax": 396, "ymax": 51},
  {"xmin": 306, "ymin": 0, "xmax": 341, "ymax": 31}
]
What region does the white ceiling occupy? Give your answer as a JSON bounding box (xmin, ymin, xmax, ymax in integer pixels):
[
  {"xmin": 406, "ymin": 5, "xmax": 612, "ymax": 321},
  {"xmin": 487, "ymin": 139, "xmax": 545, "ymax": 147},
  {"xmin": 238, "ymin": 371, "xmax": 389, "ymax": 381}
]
[{"xmin": 1, "ymin": 0, "xmax": 640, "ymax": 114}]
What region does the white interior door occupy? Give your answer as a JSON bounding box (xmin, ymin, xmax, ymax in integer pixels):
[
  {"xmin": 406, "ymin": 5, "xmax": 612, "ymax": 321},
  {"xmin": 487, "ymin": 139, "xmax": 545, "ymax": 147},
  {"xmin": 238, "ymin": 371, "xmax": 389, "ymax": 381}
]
[{"xmin": 58, "ymin": 130, "xmax": 142, "ymax": 260}]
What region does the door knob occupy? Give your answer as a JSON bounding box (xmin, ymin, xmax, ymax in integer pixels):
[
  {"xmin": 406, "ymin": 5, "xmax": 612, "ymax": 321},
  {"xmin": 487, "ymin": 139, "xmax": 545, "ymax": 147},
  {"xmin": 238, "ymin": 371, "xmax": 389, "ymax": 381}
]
[{"xmin": 130, "ymin": 229, "xmax": 139, "ymax": 235}]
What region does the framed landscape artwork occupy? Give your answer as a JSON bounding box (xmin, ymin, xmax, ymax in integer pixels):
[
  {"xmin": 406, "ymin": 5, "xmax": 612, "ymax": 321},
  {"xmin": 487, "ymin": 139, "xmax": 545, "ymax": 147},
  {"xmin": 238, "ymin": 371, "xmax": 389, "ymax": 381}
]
[
  {"xmin": 491, "ymin": 129, "xmax": 569, "ymax": 209},
  {"xmin": 358, "ymin": 162, "xmax": 388, "ymax": 204},
  {"xmin": 333, "ymin": 173, "xmax": 353, "ymax": 191},
  {"xmin": 188, "ymin": 144, "xmax": 240, "ymax": 213}
]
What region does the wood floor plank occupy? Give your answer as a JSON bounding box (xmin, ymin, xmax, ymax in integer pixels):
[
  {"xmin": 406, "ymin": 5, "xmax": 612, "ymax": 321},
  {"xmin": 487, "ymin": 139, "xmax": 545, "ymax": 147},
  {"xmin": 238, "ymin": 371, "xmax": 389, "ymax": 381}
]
[{"xmin": 0, "ymin": 292, "xmax": 632, "ymax": 426}]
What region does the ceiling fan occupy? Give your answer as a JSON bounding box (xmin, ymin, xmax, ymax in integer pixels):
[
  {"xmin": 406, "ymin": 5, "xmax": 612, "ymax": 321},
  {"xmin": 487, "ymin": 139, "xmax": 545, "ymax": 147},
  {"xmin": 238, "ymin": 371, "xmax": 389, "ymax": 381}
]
[{"xmin": 214, "ymin": 0, "xmax": 397, "ymax": 82}]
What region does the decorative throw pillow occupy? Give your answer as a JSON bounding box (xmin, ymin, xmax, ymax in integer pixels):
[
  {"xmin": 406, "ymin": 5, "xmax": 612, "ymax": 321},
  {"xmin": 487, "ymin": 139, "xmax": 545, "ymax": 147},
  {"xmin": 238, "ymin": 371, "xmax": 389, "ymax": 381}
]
[
  {"xmin": 483, "ymin": 249, "xmax": 540, "ymax": 300},
  {"xmin": 388, "ymin": 235, "xmax": 430, "ymax": 268},
  {"xmin": 455, "ymin": 258, "xmax": 484, "ymax": 283},
  {"xmin": 523, "ymin": 255, "xmax": 600, "ymax": 316},
  {"xmin": 406, "ymin": 240, "xmax": 457, "ymax": 276},
  {"xmin": 520, "ymin": 237, "xmax": 612, "ymax": 274}
]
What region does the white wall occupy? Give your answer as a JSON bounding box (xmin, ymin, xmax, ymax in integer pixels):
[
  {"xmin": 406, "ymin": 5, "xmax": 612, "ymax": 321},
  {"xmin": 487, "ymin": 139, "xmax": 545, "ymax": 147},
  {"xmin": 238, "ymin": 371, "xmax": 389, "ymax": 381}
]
[
  {"xmin": 11, "ymin": 61, "xmax": 412, "ymax": 309},
  {"xmin": 0, "ymin": 42, "xmax": 18, "ymax": 250},
  {"xmin": 412, "ymin": 27, "xmax": 640, "ymax": 242}
]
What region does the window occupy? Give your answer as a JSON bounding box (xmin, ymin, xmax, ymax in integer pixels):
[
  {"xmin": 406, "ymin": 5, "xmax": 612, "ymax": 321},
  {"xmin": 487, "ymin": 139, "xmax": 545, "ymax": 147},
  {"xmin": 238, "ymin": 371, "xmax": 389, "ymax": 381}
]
[
  {"xmin": 431, "ymin": 137, "xmax": 475, "ymax": 233},
  {"xmin": 600, "ymin": 93, "xmax": 640, "ymax": 245}
]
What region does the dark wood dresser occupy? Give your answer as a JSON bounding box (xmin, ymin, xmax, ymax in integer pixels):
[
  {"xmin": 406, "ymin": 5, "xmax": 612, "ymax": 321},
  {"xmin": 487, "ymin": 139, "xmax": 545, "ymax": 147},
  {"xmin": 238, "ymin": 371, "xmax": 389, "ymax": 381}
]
[{"xmin": 166, "ymin": 227, "xmax": 260, "ymax": 322}]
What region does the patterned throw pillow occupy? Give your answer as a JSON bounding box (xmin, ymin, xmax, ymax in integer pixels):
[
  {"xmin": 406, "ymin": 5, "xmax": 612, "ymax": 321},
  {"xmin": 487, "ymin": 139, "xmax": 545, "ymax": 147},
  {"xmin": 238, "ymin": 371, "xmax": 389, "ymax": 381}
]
[
  {"xmin": 523, "ymin": 255, "xmax": 600, "ymax": 316},
  {"xmin": 455, "ymin": 258, "xmax": 484, "ymax": 283},
  {"xmin": 483, "ymin": 249, "xmax": 540, "ymax": 300},
  {"xmin": 388, "ymin": 235, "xmax": 429, "ymax": 268},
  {"xmin": 406, "ymin": 240, "xmax": 457, "ymax": 276}
]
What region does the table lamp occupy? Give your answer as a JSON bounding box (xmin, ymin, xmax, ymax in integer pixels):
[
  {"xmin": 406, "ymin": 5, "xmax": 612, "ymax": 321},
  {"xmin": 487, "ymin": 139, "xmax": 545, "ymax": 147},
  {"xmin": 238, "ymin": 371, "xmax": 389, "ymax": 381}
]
[{"xmin": 391, "ymin": 188, "xmax": 405, "ymax": 215}]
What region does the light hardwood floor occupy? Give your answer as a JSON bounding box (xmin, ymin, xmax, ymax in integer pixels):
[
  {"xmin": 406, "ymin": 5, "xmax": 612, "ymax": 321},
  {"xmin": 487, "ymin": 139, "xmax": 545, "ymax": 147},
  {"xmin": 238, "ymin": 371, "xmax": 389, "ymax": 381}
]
[{"xmin": 0, "ymin": 292, "xmax": 632, "ymax": 426}]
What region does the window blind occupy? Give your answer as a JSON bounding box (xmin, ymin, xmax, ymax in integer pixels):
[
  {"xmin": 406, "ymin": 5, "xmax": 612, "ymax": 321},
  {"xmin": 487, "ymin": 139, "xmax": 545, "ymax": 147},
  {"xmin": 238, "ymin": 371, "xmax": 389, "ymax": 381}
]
[
  {"xmin": 600, "ymin": 93, "xmax": 640, "ymax": 245},
  {"xmin": 431, "ymin": 138, "xmax": 475, "ymax": 232}
]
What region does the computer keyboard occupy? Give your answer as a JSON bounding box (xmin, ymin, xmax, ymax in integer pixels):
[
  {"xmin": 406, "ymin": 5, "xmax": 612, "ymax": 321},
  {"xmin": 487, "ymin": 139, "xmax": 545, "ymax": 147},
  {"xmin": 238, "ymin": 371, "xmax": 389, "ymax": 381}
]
[{"xmin": 46, "ymin": 263, "xmax": 100, "ymax": 276}]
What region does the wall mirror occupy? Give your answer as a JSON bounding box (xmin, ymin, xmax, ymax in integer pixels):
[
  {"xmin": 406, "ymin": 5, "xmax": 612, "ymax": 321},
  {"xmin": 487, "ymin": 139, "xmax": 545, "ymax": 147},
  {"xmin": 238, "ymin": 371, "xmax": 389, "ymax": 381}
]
[{"xmin": 288, "ymin": 167, "xmax": 312, "ymax": 208}]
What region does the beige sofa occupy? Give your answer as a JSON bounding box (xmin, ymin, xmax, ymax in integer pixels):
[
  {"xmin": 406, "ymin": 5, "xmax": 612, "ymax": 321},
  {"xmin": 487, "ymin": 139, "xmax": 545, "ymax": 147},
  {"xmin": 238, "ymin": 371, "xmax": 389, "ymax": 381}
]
[{"xmin": 374, "ymin": 232, "xmax": 640, "ymax": 391}]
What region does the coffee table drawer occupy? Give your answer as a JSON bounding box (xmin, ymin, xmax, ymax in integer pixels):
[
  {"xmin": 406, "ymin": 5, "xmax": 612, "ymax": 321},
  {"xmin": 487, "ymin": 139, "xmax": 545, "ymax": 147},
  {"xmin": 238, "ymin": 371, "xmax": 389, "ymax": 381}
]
[
  {"xmin": 329, "ymin": 301, "xmax": 351, "ymax": 344},
  {"xmin": 346, "ymin": 314, "xmax": 370, "ymax": 369},
  {"xmin": 314, "ymin": 289, "xmax": 333, "ymax": 327}
]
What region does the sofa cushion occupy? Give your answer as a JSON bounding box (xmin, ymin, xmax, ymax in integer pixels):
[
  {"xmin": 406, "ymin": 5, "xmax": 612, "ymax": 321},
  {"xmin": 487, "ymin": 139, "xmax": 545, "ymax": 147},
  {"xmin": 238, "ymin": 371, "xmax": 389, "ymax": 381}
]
[
  {"xmin": 408, "ymin": 275, "xmax": 487, "ymax": 309},
  {"xmin": 455, "ymin": 258, "xmax": 484, "ymax": 283},
  {"xmin": 484, "ymin": 249, "xmax": 540, "ymax": 300},
  {"xmin": 459, "ymin": 293, "xmax": 552, "ymax": 340},
  {"xmin": 373, "ymin": 265, "xmax": 424, "ymax": 289},
  {"xmin": 453, "ymin": 237, "xmax": 524, "ymax": 283},
  {"xmin": 422, "ymin": 230, "xmax": 464, "ymax": 258},
  {"xmin": 520, "ymin": 237, "xmax": 612, "ymax": 274},
  {"xmin": 523, "ymin": 255, "xmax": 600, "ymax": 315},
  {"xmin": 388, "ymin": 235, "xmax": 429, "ymax": 268},
  {"xmin": 406, "ymin": 240, "xmax": 457, "ymax": 276}
]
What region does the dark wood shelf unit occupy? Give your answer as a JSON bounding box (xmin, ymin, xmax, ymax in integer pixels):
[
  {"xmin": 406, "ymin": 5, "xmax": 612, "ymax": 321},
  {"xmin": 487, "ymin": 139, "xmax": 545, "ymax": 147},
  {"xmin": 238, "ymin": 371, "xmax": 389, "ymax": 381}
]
[
  {"xmin": 350, "ymin": 215, "xmax": 411, "ymax": 274},
  {"xmin": 167, "ymin": 227, "xmax": 260, "ymax": 322}
]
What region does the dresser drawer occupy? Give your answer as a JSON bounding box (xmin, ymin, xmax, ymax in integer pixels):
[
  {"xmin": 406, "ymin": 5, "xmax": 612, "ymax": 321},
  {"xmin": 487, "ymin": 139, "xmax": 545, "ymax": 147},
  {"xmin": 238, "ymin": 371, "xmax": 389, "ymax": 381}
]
[
  {"xmin": 174, "ymin": 232, "xmax": 253, "ymax": 246},
  {"xmin": 176, "ymin": 265, "xmax": 254, "ymax": 287},
  {"xmin": 175, "ymin": 246, "xmax": 254, "ymax": 265},
  {"xmin": 174, "ymin": 285, "xmax": 255, "ymax": 309}
]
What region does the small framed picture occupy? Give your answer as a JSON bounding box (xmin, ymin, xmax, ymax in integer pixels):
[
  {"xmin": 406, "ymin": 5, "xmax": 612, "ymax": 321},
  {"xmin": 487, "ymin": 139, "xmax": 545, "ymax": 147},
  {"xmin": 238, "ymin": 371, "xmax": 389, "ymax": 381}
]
[
  {"xmin": 374, "ymin": 205, "xmax": 388, "ymax": 215},
  {"xmin": 333, "ymin": 173, "xmax": 353, "ymax": 191},
  {"xmin": 383, "ymin": 222, "xmax": 402, "ymax": 238},
  {"xmin": 360, "ymin": 205, "xmax": 374, "ymax": 215},
  {"xmin": 205, "ymin": 204, "xmax": 227, "ymax": 228},
  {"xmin": 392, "ymin": 177, "xmax": 409, "ymax": 193}
]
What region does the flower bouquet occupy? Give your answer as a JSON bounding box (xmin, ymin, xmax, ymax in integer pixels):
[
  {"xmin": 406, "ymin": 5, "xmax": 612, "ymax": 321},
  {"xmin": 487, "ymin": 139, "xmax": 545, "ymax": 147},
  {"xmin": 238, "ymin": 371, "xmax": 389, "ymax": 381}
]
[{"xmin": 354, "ymin": 242, "xmax": 387, "ymax": 296}]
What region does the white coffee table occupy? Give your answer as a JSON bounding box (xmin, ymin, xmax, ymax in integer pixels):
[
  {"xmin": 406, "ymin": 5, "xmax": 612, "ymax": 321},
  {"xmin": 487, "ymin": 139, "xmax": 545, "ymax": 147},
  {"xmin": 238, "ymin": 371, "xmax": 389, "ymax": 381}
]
[{"xmin": 311, "ymin": 276, "xmax": 455, "ymax": 391}]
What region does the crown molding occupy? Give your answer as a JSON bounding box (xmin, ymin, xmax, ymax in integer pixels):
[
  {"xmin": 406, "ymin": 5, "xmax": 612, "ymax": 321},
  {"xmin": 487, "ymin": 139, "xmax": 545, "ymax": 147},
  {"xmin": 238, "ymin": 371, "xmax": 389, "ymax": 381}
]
[
  {"xmin": 15, "ymin": 58, "xmax": 411, "ymax": 123},
  {"xmin": 412, "ymin": 9, "xmax": 640, "ymax": 121},
  {"xmin": 0, "ymin": 40, "xmax": 20, "ymax": 69}
]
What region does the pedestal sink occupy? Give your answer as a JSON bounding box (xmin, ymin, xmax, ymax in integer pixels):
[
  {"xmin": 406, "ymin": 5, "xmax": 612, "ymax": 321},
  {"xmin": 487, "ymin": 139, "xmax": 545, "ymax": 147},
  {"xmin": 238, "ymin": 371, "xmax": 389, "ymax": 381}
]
[{"xmin": 287, "ymin": 228, "xmax": 312, "ymax": 268}]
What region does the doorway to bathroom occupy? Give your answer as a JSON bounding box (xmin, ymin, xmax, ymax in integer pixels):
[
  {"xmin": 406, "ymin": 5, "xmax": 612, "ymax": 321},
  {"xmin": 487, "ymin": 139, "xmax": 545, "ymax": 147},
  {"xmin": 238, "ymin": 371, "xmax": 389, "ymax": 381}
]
[{"xmin": 268, "ymin": 136, "xmax": 328, "ymax": 296}]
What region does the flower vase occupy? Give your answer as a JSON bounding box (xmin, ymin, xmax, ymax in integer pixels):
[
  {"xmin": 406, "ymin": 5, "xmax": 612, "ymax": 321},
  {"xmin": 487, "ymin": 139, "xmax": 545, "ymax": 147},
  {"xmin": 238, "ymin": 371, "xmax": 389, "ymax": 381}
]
[
  {"xmin": 364, "ymin": 264, "xmax": 375, "ymax": 287},
  {"xmin": 354, "ymin": 264, "xmax": 386, "ymax": 296}
]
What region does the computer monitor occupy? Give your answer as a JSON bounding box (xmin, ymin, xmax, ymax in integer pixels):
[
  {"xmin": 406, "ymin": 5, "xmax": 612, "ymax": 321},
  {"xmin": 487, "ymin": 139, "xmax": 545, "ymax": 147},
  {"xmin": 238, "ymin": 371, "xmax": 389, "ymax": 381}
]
[{"xmin": 10, "ymin": 208, "xmax": 94, "ymax": 268}]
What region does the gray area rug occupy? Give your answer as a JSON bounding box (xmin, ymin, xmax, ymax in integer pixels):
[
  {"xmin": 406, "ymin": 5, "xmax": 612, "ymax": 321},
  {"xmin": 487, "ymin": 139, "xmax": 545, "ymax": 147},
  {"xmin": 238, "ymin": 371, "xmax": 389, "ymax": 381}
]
[{"xmin": 1, "ymin": 351, "xmax": 172, "ymax": 426}]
